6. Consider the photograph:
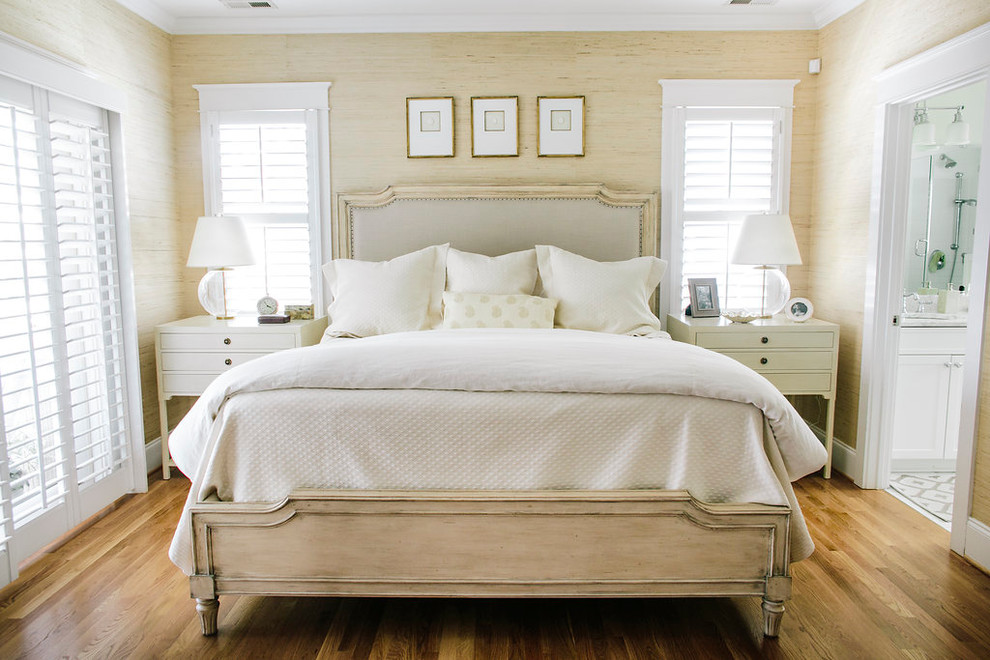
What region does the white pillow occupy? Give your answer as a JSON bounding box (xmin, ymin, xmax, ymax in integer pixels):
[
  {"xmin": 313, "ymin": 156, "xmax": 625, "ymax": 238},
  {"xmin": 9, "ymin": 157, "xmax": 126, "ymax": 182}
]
[
  {"xmin": 442, "ymin": 292, "xmax": 556, "ymax": 329},
  {"xmin": 323, "ymin": 244, "xmax": 448, "ymax": 337},
  {"xmin": 445, "ymin": 248, "xmax": 538, "ymax": 295},
  {"xmin": 535, "ymin": 245, "xmax": 666, "ymax": 335}
]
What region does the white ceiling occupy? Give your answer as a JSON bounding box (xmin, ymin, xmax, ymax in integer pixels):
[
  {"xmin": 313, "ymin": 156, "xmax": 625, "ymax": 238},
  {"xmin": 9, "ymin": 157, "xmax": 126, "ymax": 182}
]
[{"xmin": 114, "ymin": 0, "xmax": 866, "ymax": 35}]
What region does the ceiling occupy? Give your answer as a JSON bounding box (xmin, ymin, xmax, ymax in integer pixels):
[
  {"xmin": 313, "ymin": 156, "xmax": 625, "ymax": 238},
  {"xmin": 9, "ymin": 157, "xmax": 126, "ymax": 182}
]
[{"xmin": 114, "ymin": 0, "xmax": 865, "ymax": 35}]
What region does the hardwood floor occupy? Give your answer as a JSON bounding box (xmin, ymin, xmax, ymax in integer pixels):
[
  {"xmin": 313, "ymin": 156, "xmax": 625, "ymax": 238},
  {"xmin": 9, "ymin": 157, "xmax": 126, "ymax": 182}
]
[{"xmin": 1, "ymin": 474, "xmax": 989, "ymax": 659}]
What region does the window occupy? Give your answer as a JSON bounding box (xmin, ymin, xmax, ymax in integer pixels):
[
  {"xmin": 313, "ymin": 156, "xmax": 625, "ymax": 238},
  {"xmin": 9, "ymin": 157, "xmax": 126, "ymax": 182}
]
[
  {"xmin": 0, "ymin": 49, "xmax": 143, "ymax": 589},
  {"xmin": 196, "ymin": 84, "xmax": 331, "ymax": 315},
  {"xmin": 660, "ymin": 80, "xmax": 796, "ymax": 315}
]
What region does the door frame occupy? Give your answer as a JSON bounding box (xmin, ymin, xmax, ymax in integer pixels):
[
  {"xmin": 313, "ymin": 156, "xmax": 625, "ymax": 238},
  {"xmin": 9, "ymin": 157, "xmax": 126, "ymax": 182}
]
[{"xmin": 858, "ymin": 22, "xmax": 990, "ymax": 559}]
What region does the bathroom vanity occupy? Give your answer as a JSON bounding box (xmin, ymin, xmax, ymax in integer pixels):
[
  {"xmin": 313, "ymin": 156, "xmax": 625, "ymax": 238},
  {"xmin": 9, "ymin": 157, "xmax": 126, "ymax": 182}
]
[{"xmin": 891, "ymin": 321, "xmax": 966, "ymax": 472}]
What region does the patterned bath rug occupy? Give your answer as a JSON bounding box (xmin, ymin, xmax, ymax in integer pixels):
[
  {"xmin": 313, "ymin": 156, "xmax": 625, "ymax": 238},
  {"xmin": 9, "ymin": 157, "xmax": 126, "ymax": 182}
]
[{"xmin": 889, "ymin": 472, "xmax": 954, "ymax": 523}]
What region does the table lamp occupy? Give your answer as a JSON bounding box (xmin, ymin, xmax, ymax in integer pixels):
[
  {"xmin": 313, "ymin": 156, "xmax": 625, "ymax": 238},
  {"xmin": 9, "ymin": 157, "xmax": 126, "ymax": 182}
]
[
  {"xmin": 186, "ymin": 216, "xmax": 255, "ymax": 319},
  {"xmin": 731, "ymin": 213, "xmax": 802, "ymax": 318}
]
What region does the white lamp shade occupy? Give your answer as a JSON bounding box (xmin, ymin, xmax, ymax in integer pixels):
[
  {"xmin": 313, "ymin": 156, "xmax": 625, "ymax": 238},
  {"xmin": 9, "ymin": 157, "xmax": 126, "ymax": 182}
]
[
  {"xmin": 186, "ymin": 216, "xmax": 255, "ymax": 268},
  {"xmin": 945, "ymin": 119, "xmax": 970, "ymax": 146},
  {"xmin": 912, "ymin": 120, "xmax": 936, "ymax": 147},
  {"xmin": 731, "ymin": 213, "xmax": 803, "ymax": 266}
]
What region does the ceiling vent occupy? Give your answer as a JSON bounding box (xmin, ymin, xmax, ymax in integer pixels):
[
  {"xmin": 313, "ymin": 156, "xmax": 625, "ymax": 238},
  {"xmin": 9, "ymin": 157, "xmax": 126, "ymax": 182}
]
[
  {"xmin": 218, "ymin": 1, "xmax": 276, "ymax": 9},
  {"xmin": 727, "ymin": 0, "xmax": 777, "ymax": 5}
]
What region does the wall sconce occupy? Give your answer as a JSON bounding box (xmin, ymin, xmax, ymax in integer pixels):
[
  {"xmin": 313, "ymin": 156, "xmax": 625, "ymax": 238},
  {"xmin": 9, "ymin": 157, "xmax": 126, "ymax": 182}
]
[{"xmin": 913, "ymin": 103, "xmax": 970, "ymax": 147}]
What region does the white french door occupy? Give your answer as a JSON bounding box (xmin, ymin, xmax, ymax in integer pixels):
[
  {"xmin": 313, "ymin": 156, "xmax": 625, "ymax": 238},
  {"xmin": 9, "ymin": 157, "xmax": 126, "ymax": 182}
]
[{"xmin": 0, "ymin": 73, "xmax": 140, "ymax": 587}]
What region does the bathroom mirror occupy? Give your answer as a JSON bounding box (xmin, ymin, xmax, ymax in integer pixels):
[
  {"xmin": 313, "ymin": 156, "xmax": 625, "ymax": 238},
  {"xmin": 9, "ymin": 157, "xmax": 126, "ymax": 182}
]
[{"xmin": 902, "ymin": 81, "xmax": 984, "ymax": 295}]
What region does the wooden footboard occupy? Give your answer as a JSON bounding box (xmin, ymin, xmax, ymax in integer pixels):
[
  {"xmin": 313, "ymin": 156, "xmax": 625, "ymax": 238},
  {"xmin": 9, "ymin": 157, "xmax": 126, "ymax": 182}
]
[{"xmin": 187, "ymin": 490, "xmax": 791, "ymax": 637}]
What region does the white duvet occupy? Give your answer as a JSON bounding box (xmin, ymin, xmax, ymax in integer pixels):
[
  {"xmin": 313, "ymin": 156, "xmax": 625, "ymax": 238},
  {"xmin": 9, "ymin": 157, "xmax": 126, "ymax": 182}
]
[{"xmin": 168, "ymin": 328, "xmax": 827, "ymax": 573}]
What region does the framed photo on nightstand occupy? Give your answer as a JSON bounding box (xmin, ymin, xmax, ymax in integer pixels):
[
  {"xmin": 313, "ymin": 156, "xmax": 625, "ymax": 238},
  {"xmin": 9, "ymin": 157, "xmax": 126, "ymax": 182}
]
[{"xmin": 688, "ymin": 278, "xmax": 720, "ymax": 318}]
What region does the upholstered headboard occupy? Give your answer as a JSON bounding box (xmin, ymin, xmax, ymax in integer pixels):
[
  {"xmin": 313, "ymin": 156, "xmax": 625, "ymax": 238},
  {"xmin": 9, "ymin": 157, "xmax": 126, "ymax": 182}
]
[{"xmin": 333, "ymin": 184, "xmax": 659, "ymax": 263}]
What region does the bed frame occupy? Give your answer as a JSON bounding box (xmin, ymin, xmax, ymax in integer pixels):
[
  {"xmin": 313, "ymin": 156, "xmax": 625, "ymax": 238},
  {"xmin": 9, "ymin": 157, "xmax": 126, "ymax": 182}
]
[{"xmin": 185, "ymin": 184, "xmax": 793, "ymax": 638}]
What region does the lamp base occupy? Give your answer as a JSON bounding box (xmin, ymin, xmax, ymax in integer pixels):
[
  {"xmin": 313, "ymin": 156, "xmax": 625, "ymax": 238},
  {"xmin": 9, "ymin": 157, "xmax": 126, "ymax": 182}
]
[
  {"xmin": 755, "ymin": 266, "xmax": 791, "ymax": 318},
  {"xmin": 198, "ymin": 268, "xmax": 234, "ymax": 320}
]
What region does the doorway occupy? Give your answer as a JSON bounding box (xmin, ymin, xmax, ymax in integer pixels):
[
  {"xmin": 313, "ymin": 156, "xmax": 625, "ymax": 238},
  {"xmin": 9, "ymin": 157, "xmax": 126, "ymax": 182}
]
[
  {"xmin": 887, "ymin": 82, "xmax": 984, "ymax": 529},
  {"xmin": 860, "ymin": 23, "xmax": 990, "ymax": 564}
]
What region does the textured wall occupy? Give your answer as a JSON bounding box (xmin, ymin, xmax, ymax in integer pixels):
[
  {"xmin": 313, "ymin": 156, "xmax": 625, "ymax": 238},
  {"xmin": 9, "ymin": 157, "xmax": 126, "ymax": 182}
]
[
  {"xmin": 0, "ymin": 0, "xmax": 182, "ymax": 444},
  {"xmin": 814, "ymin": 0, "xmax": 990, "ymax": 521},
  {"xmin": 170, "ymin": 31, "xmax": 820, "ymax": 315}
]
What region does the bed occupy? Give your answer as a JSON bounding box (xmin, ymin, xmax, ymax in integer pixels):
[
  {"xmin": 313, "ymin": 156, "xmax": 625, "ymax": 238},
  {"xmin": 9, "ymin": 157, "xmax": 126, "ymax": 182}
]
[{"xmin": 168, "ymin": 184, "xmax": 826, "ymax": 638}]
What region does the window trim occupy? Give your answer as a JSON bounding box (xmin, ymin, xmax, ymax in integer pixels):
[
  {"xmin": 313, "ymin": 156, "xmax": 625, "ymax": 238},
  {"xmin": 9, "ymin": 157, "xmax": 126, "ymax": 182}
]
[
  {"xmin": 658, "ymin": 79, "xmax": 798, "ymax": 321},
  {"xmin": 195, "ymin": 83, "xmax": 332, "ymax": 313}
]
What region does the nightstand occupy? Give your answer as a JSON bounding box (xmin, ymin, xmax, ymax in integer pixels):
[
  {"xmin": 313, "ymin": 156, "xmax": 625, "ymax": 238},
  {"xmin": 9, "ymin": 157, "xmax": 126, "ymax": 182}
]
[
  {"xmin": 155, "ymin": 315, "xmax": 328, "ymax": 479},
  {"xmin": 667, "ymin": 314, "xmax": 839, "ymax": 478}
]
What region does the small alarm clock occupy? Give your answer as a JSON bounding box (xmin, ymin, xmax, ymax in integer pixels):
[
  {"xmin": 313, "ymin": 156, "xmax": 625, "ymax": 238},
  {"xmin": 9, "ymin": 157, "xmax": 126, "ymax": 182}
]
[{"xmin": 256, "ymin": 295, "xmax": 278, "ymax": 315}]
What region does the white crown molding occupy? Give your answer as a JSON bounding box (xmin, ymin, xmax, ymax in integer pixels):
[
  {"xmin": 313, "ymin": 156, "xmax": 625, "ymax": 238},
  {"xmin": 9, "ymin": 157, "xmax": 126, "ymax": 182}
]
[
  {"xmin": 111, "ymin": 0, "xmax": 869, "ymax": 35},
  {"xmin": 170, "ymin": 13, "xmax": 820, "ymax": 35},
  {"xmin": 114, "ymin": 0, "xmax": 177, "ymax": 34},
  {"xmin": 813, "ymin": 0, "xmax": 866, "ymax": 28}
]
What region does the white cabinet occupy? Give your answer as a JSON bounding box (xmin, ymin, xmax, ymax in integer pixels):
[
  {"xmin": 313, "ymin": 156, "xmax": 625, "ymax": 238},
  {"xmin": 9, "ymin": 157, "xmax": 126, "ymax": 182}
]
[{"xmin": 891, "ymin": 327, "xmax": 965, "ymax": 471}]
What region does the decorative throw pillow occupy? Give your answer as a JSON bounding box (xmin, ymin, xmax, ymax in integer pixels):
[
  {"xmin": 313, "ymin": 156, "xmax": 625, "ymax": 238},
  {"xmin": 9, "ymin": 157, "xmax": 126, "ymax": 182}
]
[
  {"xmin": 442, "ymin": 292, "xmax": 556, "ymax": 329},
  {"xmin": 535, "ymin": 245, "xmax": 666, "ymax": 335},
  {"xmin": 445, "ymin": 247, "xmax": 538, "ymax": 295},
  {"xmin": 323, "ymin": 244, "xmax": 448, "ymax": 337}
]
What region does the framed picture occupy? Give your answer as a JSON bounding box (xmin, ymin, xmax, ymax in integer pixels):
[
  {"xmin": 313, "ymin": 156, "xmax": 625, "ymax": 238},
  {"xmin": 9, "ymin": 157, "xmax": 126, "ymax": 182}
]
[
  {"xmin": 407, "ymin": 97, "xmax": 454, "ymax": 158},
  {"xmin": 537, "ymin": 96, "xmax": 585, "ymax": 157},
  {"xmin": 471, "ymin": 96, "xmax": 518, "ymax": 157},
  {"xmin": 785, "ymin": 297, "xmax": 814, "ymax": 322},
  {"xmin": 688, "ymin": 278, "xmax": 720, "ymax": 318}
]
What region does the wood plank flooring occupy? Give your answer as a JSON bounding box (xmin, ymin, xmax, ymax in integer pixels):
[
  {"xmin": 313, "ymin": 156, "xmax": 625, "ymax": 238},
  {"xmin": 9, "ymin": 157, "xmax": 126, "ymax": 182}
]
[{"xmin": 1, "ymin": 474, "xmax": 989, "ymax": 659}]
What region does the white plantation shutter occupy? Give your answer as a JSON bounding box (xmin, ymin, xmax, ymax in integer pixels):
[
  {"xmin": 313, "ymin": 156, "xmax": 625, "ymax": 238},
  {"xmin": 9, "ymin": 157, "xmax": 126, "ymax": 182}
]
[
  {"xmin": 214, "ymin": 116, "xmax": 313, "ymax": 312},
  {"xmin": 659, "ymin": 80, "xmax": 795, "ymax": 319},
  {"xmin": 0, "ymin": 75, "xmax": 138, "ymax": 585},
  {"xmin": 680, "ymin": 109, "xmax": 781, "ymax": 310}
]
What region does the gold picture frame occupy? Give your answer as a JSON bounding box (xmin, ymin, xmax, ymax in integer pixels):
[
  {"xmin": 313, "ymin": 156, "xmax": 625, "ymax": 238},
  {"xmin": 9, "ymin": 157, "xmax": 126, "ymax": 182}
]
[
  {"xmin": 471, "ymin": 96, "xmax": 519, "ymax": 157},
  {"xmin": 537, "ymin": 96, "xmax": 585, "ymax": 157},
  {"xmin": 407, "ymin": 97, "xmax": 454, "ymax": 158}
]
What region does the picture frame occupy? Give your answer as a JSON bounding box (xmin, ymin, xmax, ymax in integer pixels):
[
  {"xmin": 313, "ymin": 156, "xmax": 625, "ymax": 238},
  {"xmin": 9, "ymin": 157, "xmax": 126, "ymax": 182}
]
[
  {"xmin": 537, "ymin": 96, "xmax": 585, "ymax": 157},
  {"xmin": 688, "ymin": 278, "xmax": 720, "ymax": 318},
  {"xmin": 407, "ymin": 97, "xmax": 454, "ymax": 158},
  {"xmin": 471, "ymin": 96, "xmax": 519, "ymax": 157},
  {"xmin": 785, "ymin": 297, "xmax": 814, "ymax": 322}
]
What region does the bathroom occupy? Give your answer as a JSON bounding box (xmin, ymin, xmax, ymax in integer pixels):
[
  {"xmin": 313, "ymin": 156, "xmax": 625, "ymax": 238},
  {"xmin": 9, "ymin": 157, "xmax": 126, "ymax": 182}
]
[{"xmin": 889, "ymin": 81, "xmax": 984, "ymax": 528}]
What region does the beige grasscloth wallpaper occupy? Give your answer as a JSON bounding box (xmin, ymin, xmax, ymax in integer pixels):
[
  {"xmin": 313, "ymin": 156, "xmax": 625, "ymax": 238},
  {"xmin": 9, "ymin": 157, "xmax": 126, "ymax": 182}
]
[
  {"xmin": 170, "ymin": 31, "xmax": 819, "ymax": 316},
  {"xmin": 2, "ymin": 0, "xmax": 990, "ymax": 525}
]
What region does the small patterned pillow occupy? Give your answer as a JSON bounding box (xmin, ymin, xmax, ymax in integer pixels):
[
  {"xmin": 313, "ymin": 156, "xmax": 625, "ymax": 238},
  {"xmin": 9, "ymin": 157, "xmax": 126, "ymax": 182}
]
[{"xmin": 442, "ymin": 292, "xmax": 556, "ymax": 329}]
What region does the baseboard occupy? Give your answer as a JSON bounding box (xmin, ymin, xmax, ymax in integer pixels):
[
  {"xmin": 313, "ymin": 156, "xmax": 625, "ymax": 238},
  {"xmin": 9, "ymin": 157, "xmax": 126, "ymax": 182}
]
[
  {"xmin": 808, "ymin": 421, "xmax": 855, "ymax": 479},
  {"xmin": 146, "ymin": 437, "xmax": 163, "ymax": 474},
  {"xmin": 966, "ymin": 518, "xmax": 990, "ymax": 574}
]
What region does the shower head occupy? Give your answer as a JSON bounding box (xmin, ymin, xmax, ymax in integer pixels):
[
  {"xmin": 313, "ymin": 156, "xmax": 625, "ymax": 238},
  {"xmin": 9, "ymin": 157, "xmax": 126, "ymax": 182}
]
[{"xmin": 940, "ymin": 153, "xmax": 958, "ymax": 168}]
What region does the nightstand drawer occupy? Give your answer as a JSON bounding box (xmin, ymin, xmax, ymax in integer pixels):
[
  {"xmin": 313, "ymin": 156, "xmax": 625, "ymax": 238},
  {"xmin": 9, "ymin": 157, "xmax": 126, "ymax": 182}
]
[
  {"xmin": 162, "ymin": 373, "xmax": 221, "ymax": 396},
  {"xmin": 697, "ymin": 331, "xmax": 834, "ymax": 350},
  {"xmin": 762, "ymin": 371, "xmax": 832, "ymax": 394},
  {"xmin": 159, "ymin": 332, "xmax": 296, "ymax": 352},
  {"xmin": 161, "ymin": 351, "xmax": 269, "ymax": 373},
  {"xmin": 719, "ymin": 350, "xmax": 834, "ymax": 372}
]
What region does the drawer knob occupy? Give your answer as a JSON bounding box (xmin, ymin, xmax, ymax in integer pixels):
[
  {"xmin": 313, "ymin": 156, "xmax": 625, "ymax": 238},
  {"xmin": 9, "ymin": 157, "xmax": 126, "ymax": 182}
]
[
  {"xmin": 223, "ymin": 337, "xmax": 231, "ymax": 345},
  {"xmin": 761, "ymin": 336, "xmax": 769, "ymax": 344},
  {"xmin": 224, "ymin": 358, "xmax": 232, "ymax": 366},
  {"xmin": 760, "ymin": 357, "xmax": 768, "ymax": 365}
]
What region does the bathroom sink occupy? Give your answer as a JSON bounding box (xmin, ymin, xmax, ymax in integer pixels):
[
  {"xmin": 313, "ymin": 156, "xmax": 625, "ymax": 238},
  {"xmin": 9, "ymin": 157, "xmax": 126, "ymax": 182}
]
[{"xmin": 900, "ymin": 312, "xmax": 967, "ymax": 327}]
